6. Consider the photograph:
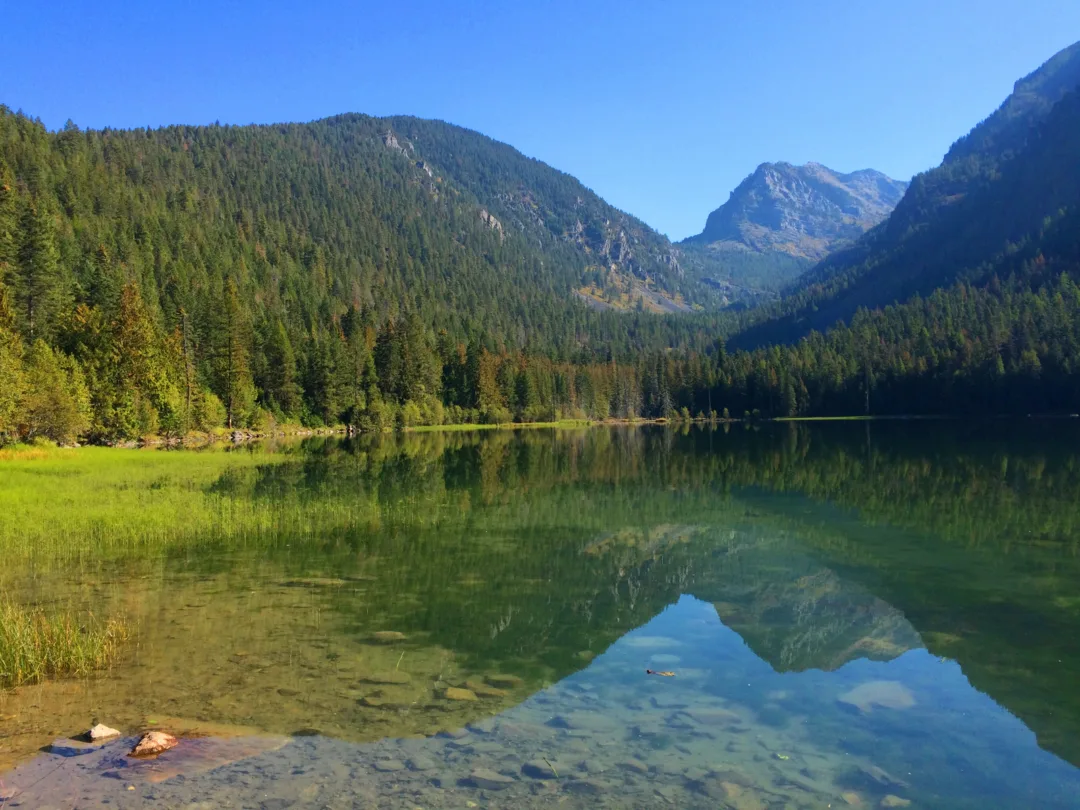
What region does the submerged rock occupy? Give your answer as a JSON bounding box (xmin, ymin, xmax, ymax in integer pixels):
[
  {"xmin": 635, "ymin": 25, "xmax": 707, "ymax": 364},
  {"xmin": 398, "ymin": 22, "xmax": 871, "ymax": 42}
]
[
  {"xmin": 484, "ymin": 674, "xmax": 524, "ymax": 689},
  {"xmin": 881, "ymin": 797, "xmax": 911, "ymax": 808},
  {"xmin": 465, "ymin": 678, "xmax": 508, "ymax": 698},
  {"xmin": 522, "ymin": 759, "xmax": 560, "ymax": 779},
  {"xmin": 444, "ymin": 687, "xmax": 478, "ymax": 701},
  {"xmin": 855, "ymin": 763, "xmax": 910, "ymax": 790},
  {"xmin": 371, "ymin": 631, "xmax": 407, "ymax": 643},
  {"xmin": 564, "ymin": 777, "xmax": 608, "ymax": 795},
  {"xmin": 408, "ymin": 755, "xmax": 438, "ymax": 771},
  {"xmin": 89, "ymin": 724, "xmax": 121, "ymax": 741},
  {"xmin": 129, "ymin": 731, "xmax": 177, "ymax": 758},
  {"xmin": 468, "ymin": 767, "xmax": 515, "ymax": 790},
  {"xmin": 360, "ymin": 671, "xmax": 411, "ymax": 685},
  {"xmin": 373, "ymin": 759, "xmax": 405, "ymax": 772}
]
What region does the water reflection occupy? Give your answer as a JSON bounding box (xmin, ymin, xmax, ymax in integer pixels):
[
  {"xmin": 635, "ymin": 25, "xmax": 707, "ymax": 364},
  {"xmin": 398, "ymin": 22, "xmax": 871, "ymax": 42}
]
[{"xmin": 1, "ymin": 423, "xmax": 1079, "ymax": 809}]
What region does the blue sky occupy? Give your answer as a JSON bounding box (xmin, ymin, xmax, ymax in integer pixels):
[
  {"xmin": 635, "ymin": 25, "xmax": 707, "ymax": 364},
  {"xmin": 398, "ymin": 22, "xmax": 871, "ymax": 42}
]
[{"xmin": 2, "ymin": 1, "xmax": 1078, "ymax": 239}]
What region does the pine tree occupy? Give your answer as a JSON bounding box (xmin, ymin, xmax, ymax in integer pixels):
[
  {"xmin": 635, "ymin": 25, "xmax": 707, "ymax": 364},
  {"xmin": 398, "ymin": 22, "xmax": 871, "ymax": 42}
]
[
  {"xmin": 210, "ymin": 278, "xmax": 255, "ymax": 429},
  {"xmin": 0, "ymin": 280, "xmax": 25, "ymax": 442},
  {"xmin": 16, "ymin": 200, "xmax": 62, "ymax": 341},
  {"xmin": 0, "ymin": 161, "xmax": 18, "ymax": 283}
]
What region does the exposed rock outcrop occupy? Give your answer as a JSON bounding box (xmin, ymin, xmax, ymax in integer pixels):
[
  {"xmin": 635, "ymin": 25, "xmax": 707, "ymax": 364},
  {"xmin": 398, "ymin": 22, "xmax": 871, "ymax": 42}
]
[{"xmin": 683, "ymin": 162, "xmax": 908, "ymax": 261}]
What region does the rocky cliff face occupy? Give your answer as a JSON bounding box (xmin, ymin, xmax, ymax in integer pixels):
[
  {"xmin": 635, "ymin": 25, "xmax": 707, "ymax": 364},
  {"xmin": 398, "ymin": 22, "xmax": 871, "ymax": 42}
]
[{"xmin": 684, "ymin": 162, "xmax": 908, "ymax": 261}]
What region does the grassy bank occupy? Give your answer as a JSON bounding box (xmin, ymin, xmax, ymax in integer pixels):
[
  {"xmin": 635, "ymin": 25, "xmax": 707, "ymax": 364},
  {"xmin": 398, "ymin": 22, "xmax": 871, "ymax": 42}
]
[
  {"xmin": 0, "ymin": 444, "xmax": 305, "ymax": 562},
  {"xmin": 0, "ymin": 602, "xmax": 129, "ymax": 687}
]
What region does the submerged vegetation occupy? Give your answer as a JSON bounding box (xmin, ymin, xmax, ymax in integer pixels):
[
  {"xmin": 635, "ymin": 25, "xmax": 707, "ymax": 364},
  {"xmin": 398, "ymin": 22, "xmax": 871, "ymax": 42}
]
[{"xmin": 0, "ymin": 601, "xmax": 129, "ymax": 688}]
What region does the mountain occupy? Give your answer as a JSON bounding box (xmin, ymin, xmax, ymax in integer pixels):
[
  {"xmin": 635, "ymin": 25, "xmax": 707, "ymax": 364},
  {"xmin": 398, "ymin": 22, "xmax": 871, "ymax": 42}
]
[
  {"xmin": 733, "ymin": 40, "xmax": 1080, "ymax": 349},
  {"xmin": 684, "ymin": 161, "xmax": 908, "ymax": 261},
  {"xmin": 675, "ymin": 162, "xmax": 906, "ymax": 306},
  {"xmin": 0, "ymin": 106, "xmax": 741, "ymax": 441}
]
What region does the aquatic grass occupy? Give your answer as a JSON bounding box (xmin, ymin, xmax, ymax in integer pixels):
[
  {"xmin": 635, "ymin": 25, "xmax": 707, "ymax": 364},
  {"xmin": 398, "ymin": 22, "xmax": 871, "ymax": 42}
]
[{"xmin": 0, "ymin": 602, "xmax": 130, "ymax": 687}]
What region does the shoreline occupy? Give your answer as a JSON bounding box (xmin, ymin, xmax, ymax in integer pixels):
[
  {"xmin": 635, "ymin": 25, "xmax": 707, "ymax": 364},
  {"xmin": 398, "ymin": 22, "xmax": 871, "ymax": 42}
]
[{"xmin": 3, "ymin": 412, "xmax": 1077, "ymax": 456}]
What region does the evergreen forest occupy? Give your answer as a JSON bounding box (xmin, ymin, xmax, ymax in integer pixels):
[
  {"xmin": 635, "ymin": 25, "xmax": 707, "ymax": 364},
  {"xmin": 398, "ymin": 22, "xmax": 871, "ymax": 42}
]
[{"xmin": 3, "ymin": 40, "xmax": 1080, "ymax": 444}]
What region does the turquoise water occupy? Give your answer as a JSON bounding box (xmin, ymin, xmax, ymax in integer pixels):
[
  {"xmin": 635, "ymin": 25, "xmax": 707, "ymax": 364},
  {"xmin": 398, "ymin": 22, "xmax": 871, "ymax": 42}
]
[{"xmin": 1, "ymin": 423, "xmax": 1079, "ymax": 808}]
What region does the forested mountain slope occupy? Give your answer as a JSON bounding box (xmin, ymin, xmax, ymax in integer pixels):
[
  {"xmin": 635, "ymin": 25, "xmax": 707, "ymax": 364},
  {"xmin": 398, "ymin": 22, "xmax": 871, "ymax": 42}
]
[
  {"xmin": 0, "ymin": 107, "xmax": 739, "ymax": 441},
  {"xmin": 732, "ymin": 40, "xmax": 1080, "ymax": 349}
]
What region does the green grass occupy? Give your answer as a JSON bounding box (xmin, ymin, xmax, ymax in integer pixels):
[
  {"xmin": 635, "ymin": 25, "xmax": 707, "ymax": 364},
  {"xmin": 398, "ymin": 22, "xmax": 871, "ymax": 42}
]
[
  {"xmin": 0, "ymin": 602, "xmax": 130, "ymax": 687},
  {"xmin": 0, "ymin": 444, "xmax": 303, "ymax": 563}
]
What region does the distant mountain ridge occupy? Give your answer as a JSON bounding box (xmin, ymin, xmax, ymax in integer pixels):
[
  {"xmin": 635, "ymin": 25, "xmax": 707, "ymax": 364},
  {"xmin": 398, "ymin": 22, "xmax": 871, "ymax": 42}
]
[
  {"xmin": 683, "ymin": 161, "xmax": 908, "ymax": 261},
  {"xmin": 732, "ymin": 39, "xmax": 1080, "ymax": 349}
]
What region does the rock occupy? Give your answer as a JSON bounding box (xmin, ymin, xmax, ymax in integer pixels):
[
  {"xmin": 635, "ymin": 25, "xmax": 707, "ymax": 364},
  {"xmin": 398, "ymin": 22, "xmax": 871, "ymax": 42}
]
[
  {"xmin": 857, "ymin": 764, "xmax": 910, "ymax": 790},
  {"xmin": 373, "ymin": 759, "xmax": 405, "ymax": 772},
  {"xmin": 467, "ymin": 718, "xmax": 497, "ymax": 734},
  {"xmin": 522, "ymin": 759, "xmax": 559, "ymax": 779},
  {"xmin": 465, "ymin": 679, "xmax": 508, "ymax": 698},
  {"xmin": 881, "ymin": 797, "xmax": 911, "ymax": 808},
  {"xmin": 372, "ymin": 631, "xmax": 407, "ymax": 643},
  {"xmin": 716, "ymin": 781, "xmax": 767, "ymax": 810},
  {"xmin": 129, "ymin": 731, "xmax": 178, "ymax": 758},
  {"xmin": 547, "ymin": 712, "xmax": 618, "ymax": 732},
  {"xmin": 437, "ymin": 727, "xmax": 470, "ymax": 739},
  {"xmin": 564, "ymin": 778, "xmax": 607, "ymax": 795},
  {"xmin": 577, "ymin": 758, "xmax": 606, "ymax": 774},
  {"xmin": 479, "ymin": 209, "xmax": 504, "ymax": 241},
  {"xmin": 484, "ymin": 674, "xmax": 524, "ymax": 689},
  {"xmin": 838, "ymin": 681, "xmax": 916, "ymax": 714},
  {"xmin": 702, "ymin": 765, "xmax": 753, "ymax": 788},
  {"xmin": 408, "ymin": 755, "xmax": 438, "ymax": 771},
  {"xmin": 469, "ymin": 767, "xmax": 515, "ymax": 790},
  {"xmin": 89, "ymin": 724, "xmax": 121, "ymax": 741},
  {"xmin": 444, "ymin": 687, "xmax": 478, "ymax": 701},
  {"xmin": 361, "ymin": 671, "xmax": 411, "ymax": 685}
]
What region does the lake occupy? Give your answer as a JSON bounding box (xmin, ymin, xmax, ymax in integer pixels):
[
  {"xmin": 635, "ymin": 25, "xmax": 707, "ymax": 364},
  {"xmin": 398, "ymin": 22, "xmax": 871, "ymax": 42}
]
[{"xmin": 1, "ymin": 422, "xmax": 1078, "ymax": 809}]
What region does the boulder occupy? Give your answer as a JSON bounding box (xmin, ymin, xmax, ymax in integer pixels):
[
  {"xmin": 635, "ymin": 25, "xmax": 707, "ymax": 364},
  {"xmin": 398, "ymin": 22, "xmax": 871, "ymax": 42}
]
[
  {"xmin": 371, "ymin": 631, "xmax": 407, "ymax": 643},
  {"xmin": 522, "ymin": 759, "xmax": 559, "ymax": 779},
  {"xmin": 129, "ymin": 731, "xmax": 177, "ymax": 758},
  {"xmin": 465, "ymin": 679, "xmax": 508, "ymax": 698},
  {"xmin": 444, "ymin": 687, "xmax": 478, "ymax": 702},
  {"xmin": 469, "ymin": 767, "xmax": 515, "ymax": 790},
  {"xmin": 373, "ymin": 759, "xmax": 405, "ymax": 772},
  {"xmin": 89, "ymin": 723, "xmax": 121, "ymax": 741}
]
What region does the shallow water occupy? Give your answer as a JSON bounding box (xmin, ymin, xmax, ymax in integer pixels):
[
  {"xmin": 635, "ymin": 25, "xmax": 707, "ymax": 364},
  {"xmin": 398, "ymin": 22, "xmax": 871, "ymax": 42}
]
[{"xmin": 2, "ymin": 423, "xmax": 1079, "ymax": 809}]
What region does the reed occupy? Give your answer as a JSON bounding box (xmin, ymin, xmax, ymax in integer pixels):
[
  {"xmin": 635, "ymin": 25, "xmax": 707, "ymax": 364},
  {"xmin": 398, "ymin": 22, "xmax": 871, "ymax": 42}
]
[{"xmin": 0, "ymin": 602, "xmax": 130, "ymax": 687}]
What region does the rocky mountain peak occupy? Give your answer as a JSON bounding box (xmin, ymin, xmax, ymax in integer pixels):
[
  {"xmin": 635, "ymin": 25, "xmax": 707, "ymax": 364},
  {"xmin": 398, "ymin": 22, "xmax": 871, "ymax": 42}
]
[{"xmin": 683, "ymin": 162, "xmax": 908, "ymax": 261}]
